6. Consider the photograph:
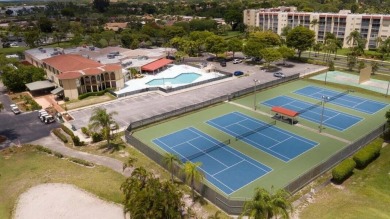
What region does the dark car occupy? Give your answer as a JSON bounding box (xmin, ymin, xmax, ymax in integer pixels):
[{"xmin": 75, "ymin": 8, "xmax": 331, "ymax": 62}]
[
  {"xmin": 233, "ymin": 71, "xmax": 244, "ymax": 76},
  {"xmin": 220, "ymin": 61, "xmax": 226, "ymax": 67},
  {"xmin": 273, "ymin": 72, "xmax": 286, "ymax": 78}
]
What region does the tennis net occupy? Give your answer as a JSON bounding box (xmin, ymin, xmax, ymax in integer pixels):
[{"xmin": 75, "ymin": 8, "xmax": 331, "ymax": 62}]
[
  {"xmin": 235, "ymin": 120, "xmax": 276, "ymax": 141},
  {"xmin": 184, "ymin": 139, "xmax": 231, "ymax": 161},
  {"xmin": 327, "ymin": 90, "xmax": 350, "ymax": 102},
  {"xmin": 298, "ymin": 101, "xmax": 322, "ymax": 114}
]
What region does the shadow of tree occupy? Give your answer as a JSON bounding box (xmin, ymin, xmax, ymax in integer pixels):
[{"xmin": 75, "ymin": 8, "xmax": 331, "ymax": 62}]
[
  {"xmin": 98, "ymin": 140, "xmax": 126, "ymax": 154},
  {"xmin": 0, "ymin": 128, "xmax": 20, "ymax": 141}
]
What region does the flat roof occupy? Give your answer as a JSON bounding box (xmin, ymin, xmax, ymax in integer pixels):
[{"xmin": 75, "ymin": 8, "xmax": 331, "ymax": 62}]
[{"xmin": 26, "ymin": 80, "xmax": 55, "ymax": 91}]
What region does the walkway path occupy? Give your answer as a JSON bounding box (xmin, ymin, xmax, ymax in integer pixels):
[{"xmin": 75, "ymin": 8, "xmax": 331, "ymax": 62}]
[{"xmin": 30, "ymin": 134, "xmax": 132, "ymax": 177}]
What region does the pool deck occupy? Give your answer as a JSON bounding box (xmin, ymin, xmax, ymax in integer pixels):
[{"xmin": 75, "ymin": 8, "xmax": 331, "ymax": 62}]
[{"xmin": 115, "ymin": 64, "xmax": 224, "ymax": 95}]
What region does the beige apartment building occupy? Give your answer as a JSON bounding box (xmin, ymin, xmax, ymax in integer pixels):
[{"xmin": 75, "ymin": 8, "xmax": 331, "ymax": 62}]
[
  {"xmin": 25, "ymin": 52, "xmax": 123, "ymax": 100},
  {"xmin": 244, "ymin": 6, "xmax": 390, "ymax": 49}
]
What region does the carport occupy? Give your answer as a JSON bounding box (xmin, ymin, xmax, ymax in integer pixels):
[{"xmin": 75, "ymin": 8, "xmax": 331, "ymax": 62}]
[
  {"xmin": 50, "ymin": 86, "xmax": 64, "ymax": 97},
  {"xmin": 271, "ymin": 106, "xmax": 299, "ymax": 125},
  {"xmin": 25, "ymin": 81, "xmax": 55, "ymax": 96}
]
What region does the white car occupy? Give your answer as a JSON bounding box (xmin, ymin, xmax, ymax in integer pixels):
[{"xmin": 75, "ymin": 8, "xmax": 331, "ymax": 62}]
[
  {"xmin": 233, "ymin": 59, "xmax": 243, "ymax": 64},
  {"xmin": 10, "ymin": 104, "xmax": 21, "ymax": 114}
]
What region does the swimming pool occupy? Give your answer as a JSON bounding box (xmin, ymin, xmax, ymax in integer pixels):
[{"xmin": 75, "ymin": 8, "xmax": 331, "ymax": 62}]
[{"xmin": 146, "ymin": 73, "xmax": 201, "ymax": 86}]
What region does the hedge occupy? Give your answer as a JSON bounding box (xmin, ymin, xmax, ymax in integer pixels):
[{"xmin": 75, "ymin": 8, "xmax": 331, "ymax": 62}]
[
  {"xmin": 53, "ymin": 152, "xmax": 64, "ymax": 158},
  {"xmin": 91, "ymin": 132, "xmax": 103, "ymax": 143},
  {"xmin": 53, "ymin": 129, "xmax": 68, "ymax": 143},
  {"xmin": 36, "ymin": 145, "xmax": 52, "ymax": 154},
  {"xmin": 332, "ymin": 158, "xmax": 356, "ymax": 184},
  {"xmin": 72, "ymin": 136, "xmax": 84, "ymax": 146},
  {"xmin": 69, "ymin": 157, "xmax": 94, "ymax": 167},
  {"xmin": 61, "ymin": 124, "xmax": 75, "ymax": 137},
  {"xmin": 353, "ymin": 138, "xmax": 383, "ymax": 169},
  {"xmin": 78, "ymin": 88, "xmax": 112, "ymax": 100},
  {"xmin": 81, "ymin": 127, "xmax": 90, "ymax": 137}
]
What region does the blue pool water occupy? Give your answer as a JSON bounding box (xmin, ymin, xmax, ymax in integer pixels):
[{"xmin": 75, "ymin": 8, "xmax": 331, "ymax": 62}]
[{"xmin": 146, "ymin": 73, "xmax": 201, "ymax": 86}]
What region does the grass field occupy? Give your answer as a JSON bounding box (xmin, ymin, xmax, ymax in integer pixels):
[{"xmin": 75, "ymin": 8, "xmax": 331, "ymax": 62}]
[
  {"xmin": 299, "ymin": 143, "xmax": 390, "ymax": 219},
  {"xmin": 132, "ymin": 79, "xmax": 389, "ymax": 200},
  {"xmin": 0, "ymin": 145, "xmax": 125, "ymax": 219},
  {"xmin": 63, "ymin": 93, "xmax": 116, "ymax": 110}
]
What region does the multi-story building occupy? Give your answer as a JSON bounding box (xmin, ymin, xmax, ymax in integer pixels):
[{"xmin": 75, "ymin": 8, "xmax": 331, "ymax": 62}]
[{"xmin": 244, "ymin": 6, "xmax": 390, "ymax": 49}]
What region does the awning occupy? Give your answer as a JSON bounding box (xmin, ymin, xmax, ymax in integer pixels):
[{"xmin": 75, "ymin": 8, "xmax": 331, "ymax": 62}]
[
  {"xmin": 271, "ymin": 106, "xmax": 299, "ymax": 117},
  {"xmin": 25, "ymin": 81, "xmax": 55, "ymax": 91},
  {"xmin": 51, "ymin": 87, "xmax": 64, "ymax": 95},
  {"xmin": 141, "ymin": 58, "xmax": 173, "ymax": 71}
]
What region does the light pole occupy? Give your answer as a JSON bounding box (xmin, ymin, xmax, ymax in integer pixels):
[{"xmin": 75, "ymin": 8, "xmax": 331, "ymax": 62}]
[
  {"xmin": 386, "ymin": 80, "xmax": 390, "ymax": 97},
  {"xmin": 319, "ymin": 96, "xmax": 329, "ymax": 133},
  {"xmin": 253, "ymin": 79, "xmax": 259, "ymax": 110}
]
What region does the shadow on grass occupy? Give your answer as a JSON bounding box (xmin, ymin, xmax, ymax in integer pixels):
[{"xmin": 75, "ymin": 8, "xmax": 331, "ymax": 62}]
[{"xmin": 98, "ymin": 140, "xmax": 126, "ymax": 154}]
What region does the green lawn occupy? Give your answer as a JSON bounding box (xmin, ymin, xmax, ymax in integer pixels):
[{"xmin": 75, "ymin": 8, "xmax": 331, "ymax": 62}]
[
  {"xmin": 62, "ymin": 93, "xmax": 116, "ymax": 110},
  {"xmin": 299, "ymin": 143, "xmax": 390, "ymax": 219},
  {"xmin": 0, "ymin": 47, "xmax": 28, "ymax": 55},
  {"xmin": 0, "ymin": 145, "xmax": 125, "ymax": 219}
]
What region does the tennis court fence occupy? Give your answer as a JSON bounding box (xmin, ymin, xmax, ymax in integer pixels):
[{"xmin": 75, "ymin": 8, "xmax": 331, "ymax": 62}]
[{"xmin": 125, "ymin": 122, "xmax": 387, "ymax": 215}]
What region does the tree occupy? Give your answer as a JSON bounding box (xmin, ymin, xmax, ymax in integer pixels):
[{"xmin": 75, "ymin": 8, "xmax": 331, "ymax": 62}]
[
  {"xmin": 93, "ymin": 0, "xmax": 110, "ymax": 13},
  {"xmin": 347, "ymin": 55, "xmax": 357, "ymax": 71},
  {"xmin": 358, "ymin": 60, "xmax": 366, "ymax": 71},
  {"xmin": 101, "ymin": 30, "xmax": 115, "ymax": 46},
  {"xmin": 313, "ymin": 42, "xmax": 323, "ymax": 57},
  {"xmin": 371, "ymin": 61, "xmax": 379, "ymax": 75},
  {"xmin": 278, "ymin": 46, "xmax": 295, "ymax": 65},
  {"xmin": 286, "ymin": 26, "xmax": 315, "ymax": 58},
  {"xmin": 38, "ymin": 17, "xmax": 53, "ymax": 33},
  {"xmin": 182, "ymin": 161, "xmax": 204, "ymax": 199},
  {"xmin": 1, "ymin": 65, "xmax": 45, "ymax": 92},
  {"xmin": 163, "ymin": 153, "xmax": 182, "ymax": 183},
  {"xmin": 241, "ymin": 187, "xmax": 292, "ymax": 219},
  {"xmin": 261, "ymin": 48, "xmax": 282, "ymax": 68},
  {"xmin": 121, "ymin": 167, "xmax": 183, "ymax": 219},
  {"xmin": 227, "ymin": 38, "xmax": 242, "ymax": 58},
  {"xmin": 122, "ymin": 156, "xmax": 137, "ymax": 172},
  {"xmin": 89, "ymin": 107, "xmax": 118, "ymax": 146},
  {"xmin": 24, "ymin": 30, "xmax": 41, "ymax": 48},
  {"xmin": 310, "ymin": 19, "xmax": 319, "ymax": 33},
  {"xmin": 243, "ymin": 38, "xmax": 264, "ymax": 60},
  {"xmin": 250, "ymin": 31, "xmax": 281, "ymax": 48},
  {"xmin": 204, "ymin": 35, "xmax": 227, "ymax": 56}
]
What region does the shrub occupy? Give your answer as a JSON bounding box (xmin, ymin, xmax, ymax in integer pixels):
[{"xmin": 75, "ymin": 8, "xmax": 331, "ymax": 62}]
[
  {"xmin": 53, "ymin": 129, "xmax": 68, "ymax": 143},
  {"xmin": 332, "ymin": 158, "xmax": 356, "ymax": 184},
  {"xmin": 61, "ymin": 124, "xmax": 75, "ymax": 137},
  {"xmin": 72, "ymin": 135, "xmax": 84, "ymax": 146},
  {"xmin": 91, "ymin": 132, "xmax": 103, "ymax": 143},
  {"xmin": 54, "ymin": 152, "xmax": 64, "ymax": 158},
  {"xmin": 36, "ymin": 145, "xmax": 52, "ymax": 154},
  {"xmin": 78, "ymin": 88, "xmax": 112, "ymax": 100},
  {"xmin": 69, "ymin": 157, "xmax": 94, "ymax": 167},
  {"xmin": 353, "ymin": 138, "xmax": 383, "ymax": 169},
  {"xmin": 81, "ymin": 127, "xmax": 90, "ymax": 137}
]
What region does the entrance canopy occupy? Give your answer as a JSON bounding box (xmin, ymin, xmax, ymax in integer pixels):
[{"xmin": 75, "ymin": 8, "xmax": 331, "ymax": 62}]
[
  {"xmin": 51, "ymin": 87, "xmax": 64, "ymax": 95},
  {"xmin": 141, "ymin": 58, "xmax": 173, "ymax": 72},
  {"xmin": 26, "ymin": 80, "xmax": 55, "ymax": 91}
]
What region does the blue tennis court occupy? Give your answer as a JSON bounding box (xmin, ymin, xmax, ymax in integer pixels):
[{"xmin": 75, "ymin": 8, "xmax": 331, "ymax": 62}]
[
  {"xmin": 207, "ymin": 112, "xmax": 318, "ymax": 162},
  {"xmin": 294, "ymin": 86, "xmax": 388, "ymax": 114},
  {"xmin": 153, "ymin": 127, "xmax": 272, "ymax": 195},
  {"xmin": 262, "ymin": 96, "xmax": 362, "ymax": 131}
]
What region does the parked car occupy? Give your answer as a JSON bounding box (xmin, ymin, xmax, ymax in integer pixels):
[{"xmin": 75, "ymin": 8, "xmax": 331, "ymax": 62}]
[
  {"xmin": 233, "ymin": 71, "xmax": 244, "ymax": 76},
  {"xmin": 233, "ymin": 59, "xmax": 242, "ymax": 64},
  {"xmin": 10, "ymin": 104, "xmax": 21, "ymax": 114},
  {"xmin": 43, "ymin": 115, "xmax": 55, "ymax": 124},
  {"xmin": 273, "ymin": 72, "xmax": 286, "ymax": 78},
  {"xmin": 40, "ymin": 113, "xmax": 49, "ymax": 122},
  {"xmin": 220, "ymin": 61, "xmax": 226, "ymax": 67}
]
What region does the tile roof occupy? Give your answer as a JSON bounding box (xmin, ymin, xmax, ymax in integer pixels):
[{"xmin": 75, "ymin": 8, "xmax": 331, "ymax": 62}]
[
  {"xmin": 102, "ymin": 64, "xmax": 121, "ymax": 72},
  {"xmin": 83, "ymin": 68, "xmax": 104, "ymax": 76},
  {"xmin": 141, "ymin": 58, "xmax": 173, "ymax": 71},
  {"xmin": 57, "ymin": 71, "xmax": 82, "ymax": 80},
  {"xmin": 43, "ymin": 54, "xmax": 102, "ymax": 72}
]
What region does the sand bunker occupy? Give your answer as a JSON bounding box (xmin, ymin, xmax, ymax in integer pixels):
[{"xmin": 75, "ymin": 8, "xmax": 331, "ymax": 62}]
[{"xmin": 14, "ymin": 183, "xmax": 126, "ymax": 219}]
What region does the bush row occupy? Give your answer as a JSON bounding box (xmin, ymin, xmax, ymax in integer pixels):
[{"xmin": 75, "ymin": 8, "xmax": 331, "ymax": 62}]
[
  {"xmin": 53, "ymin": 129, "xmax": 68, "ymax": 143},
  {"xmin": 78, "ymin": 88, "xmax": 112, "ymax": 100},
  {"xmin": 69, "ymin": 157, "xmax": 94, "ymax": 167},
  {"xmin": 61, "ymin": 124, "xmax": 75, "ymax": 138},
  {"xmin": 81, "ymin": 127, "xmax": 90, "ymax": 137},
  {"xmin": 332, "ymin": 158, "xmax": 356, "ymax": 184},
  {"xmin": 332, "ymin": 138, "xmax": 383, "ymax": 183},
  {"xmin": 36, "ymin": 145, "xmax": 52, "ymax": 154},
  {"xmin": 72, "ymin": 135, "xmax": 85, "ymax": 146},
  {"xmin": 353, "ymin": 138, "xmax": 382, "ymax": 169},
  {"xmin": 307, "ymin": 59, "xmax": 328, "ymax": 66}
]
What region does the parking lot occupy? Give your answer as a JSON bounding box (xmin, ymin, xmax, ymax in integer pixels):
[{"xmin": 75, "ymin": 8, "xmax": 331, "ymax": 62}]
[{"xmin": 68, "ymin": 61, "xmax": 326, "ymax": 131}]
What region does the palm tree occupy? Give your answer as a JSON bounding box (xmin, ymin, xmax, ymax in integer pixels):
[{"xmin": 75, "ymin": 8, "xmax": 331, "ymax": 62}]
[
  {"xmin": 241, "ymin": 187, "xmax": 292, "ymax": 219},
  {"xmin": 371, "ymin": 61, "xmax": 379, "ymax": 75},
  {"xmin": 182, "ymin": 161, "xmax": 204, "ymax": 199},
  {"xmin": 123, "ymin": 156, "xmax": 137, "ymax": 172},
  {"xmin": 89, "ymin": 107, "xmax": 118, "ymax": 146},
  {"xmin": 346, "ymin": 30, "xmax": 361, "ymax": 47},
  {"xmin": 163, "ymin": 153, "xmax": 182, "ymax": 183}
]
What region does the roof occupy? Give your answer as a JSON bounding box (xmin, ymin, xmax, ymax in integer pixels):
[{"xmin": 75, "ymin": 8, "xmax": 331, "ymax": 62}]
[
  {"xmin": 141, "ymin": 58, "xmax": 173, "ymax": 71},
  {"xmin": 83, "ymin": 68, "xmax": 103, "ymax": 76},
  {"xmin": 57, "ymin": 71, "xmax": 82, "ymax": 80},
  {"xmin": 25, "ymin": 80, "xmax": 55, "ymax": 91},
  {"xmin": 43, "ymin": 54, "xmax": 102, "ymax": 72},
  {"xmin": 271, "ymin": 106, "xmax": 299, "ymax": 117},
  {"xmin": 102, "ymin": 64, "xmax": 122, "ymax": 72},
  {"xmin": 51, "ymin": 87, "xmax": 64, "ymax": 95}
]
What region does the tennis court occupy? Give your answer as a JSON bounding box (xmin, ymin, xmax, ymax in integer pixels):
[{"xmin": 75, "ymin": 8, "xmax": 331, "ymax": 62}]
[
  {"xmin": 206, "ymin": 112, "xmax": 318, "ymax": 162},
  {"xmin": 294, "ymin": 86, "xmax": 388, "ymax": 114},
  {"xmin": 262, "ymin": 96, "xmax": 362, "ymax": 131},
  {"xmin": 153, "ymin": 127, "xmax": 272, "ymax": 195}
]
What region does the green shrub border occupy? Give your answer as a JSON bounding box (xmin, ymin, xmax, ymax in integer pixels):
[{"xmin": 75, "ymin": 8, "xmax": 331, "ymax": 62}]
[
  {"xmin": 78, "ymin": 88, "xmax": 113, "ymax": 100},
  {"xmin": 68, "ymin": 157, "xmax": 94, "ymax": 167},
  {"xmin": 36, "ymin": 145, "xmax": 53, "ymax": 154},
  {"xmin": 53, "ymin": 129, "xmax": 68, "ymax": 143},
  {"xmin": 61, "ymin": 124, "xmax": 75, "ymax": 138},
  {"xmin": 353, "ymin": 138, "xmax": 383, "ymax": 169},
  {"xmin": 332, "ymin": 158, "xmax": 356, "ymax": 184}
]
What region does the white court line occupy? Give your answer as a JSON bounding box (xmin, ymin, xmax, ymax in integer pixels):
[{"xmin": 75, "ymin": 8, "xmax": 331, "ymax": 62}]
[
  {"xmin": 212, "ymin": 160, "xmax": 245, "ymax": 177},
  {"xmin": 268, "ymin": 136, "xmax": 293, "ymax": 150}
]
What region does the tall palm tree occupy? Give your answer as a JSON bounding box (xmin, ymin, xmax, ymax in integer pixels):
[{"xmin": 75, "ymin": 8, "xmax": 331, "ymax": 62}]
[
  {"xmin": 89, "ymin": 107, "xmax": 118, "ymax": 146},
  {"xmin": 346, "ymin": 30, "xmax": 361, "ymax": 47},
  {"xmin": 182, "ymin": 161, "xmax": 204, "ymax": 199},
  {"xmin": 123, "ymin": 156, "xmax": 137, "ymax": 172},
  {"xmin": 270, "ymin": 189, "xmax": 292, "ymax": 219},
  {"xmin": 163, "ymin": 153, "xmax": 182, "ymax": 183}
]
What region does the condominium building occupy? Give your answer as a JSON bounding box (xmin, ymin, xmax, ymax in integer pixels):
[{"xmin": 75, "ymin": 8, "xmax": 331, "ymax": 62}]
[{"xmin": 244, "ymin": 6, "xmax": 390, "ymax": 49}]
